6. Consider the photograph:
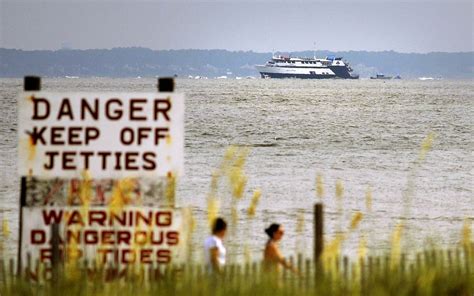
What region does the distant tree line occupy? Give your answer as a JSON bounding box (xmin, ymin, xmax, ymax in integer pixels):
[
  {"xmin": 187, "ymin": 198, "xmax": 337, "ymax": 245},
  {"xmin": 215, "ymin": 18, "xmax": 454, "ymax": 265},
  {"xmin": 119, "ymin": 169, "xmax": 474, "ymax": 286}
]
[{"xmin": 0, "ymin": 47, "xmax": 472, "ymax": 78}]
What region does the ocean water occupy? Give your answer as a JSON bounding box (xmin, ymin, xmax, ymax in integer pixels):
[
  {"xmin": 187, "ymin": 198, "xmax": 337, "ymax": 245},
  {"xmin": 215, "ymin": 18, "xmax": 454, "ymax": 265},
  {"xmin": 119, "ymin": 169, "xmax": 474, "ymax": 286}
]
[{"xmin": 1, "ymin": 78, "xmax": 473, "ymax": 262}]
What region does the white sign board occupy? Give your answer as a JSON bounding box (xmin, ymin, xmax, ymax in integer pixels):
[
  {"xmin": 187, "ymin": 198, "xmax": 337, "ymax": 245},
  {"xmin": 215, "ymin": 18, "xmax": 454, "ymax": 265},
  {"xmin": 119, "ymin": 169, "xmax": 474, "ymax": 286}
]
[
  {"xmin": 21, "ymin": 206, "xmax": 186, "ymax": 266},
  {"xmin": 18, "ymin": 92, "xmax": 184, "ymax": 178}
]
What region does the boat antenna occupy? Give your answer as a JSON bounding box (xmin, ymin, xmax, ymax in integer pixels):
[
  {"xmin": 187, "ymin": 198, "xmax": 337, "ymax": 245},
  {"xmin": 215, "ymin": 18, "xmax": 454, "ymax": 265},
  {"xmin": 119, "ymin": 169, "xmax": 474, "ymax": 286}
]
[{"xmin": 313, "ymin": 42, "xmax": 316, "ymax": 59}]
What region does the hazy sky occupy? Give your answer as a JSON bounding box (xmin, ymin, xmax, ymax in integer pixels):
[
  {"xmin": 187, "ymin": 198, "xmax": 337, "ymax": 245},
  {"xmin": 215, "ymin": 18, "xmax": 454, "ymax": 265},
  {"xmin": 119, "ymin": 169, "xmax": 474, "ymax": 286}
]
[{"xmin": 1, "ymin": 0, "xmax": 472, "ymax": 53}]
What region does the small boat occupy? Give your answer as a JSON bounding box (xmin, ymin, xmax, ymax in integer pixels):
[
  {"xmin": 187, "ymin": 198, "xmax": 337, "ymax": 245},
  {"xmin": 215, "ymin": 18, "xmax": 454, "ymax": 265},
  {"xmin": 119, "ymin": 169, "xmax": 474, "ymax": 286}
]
[{"xmin": 370, "ymin": 73, "xmax": 392, "ymax": 80}]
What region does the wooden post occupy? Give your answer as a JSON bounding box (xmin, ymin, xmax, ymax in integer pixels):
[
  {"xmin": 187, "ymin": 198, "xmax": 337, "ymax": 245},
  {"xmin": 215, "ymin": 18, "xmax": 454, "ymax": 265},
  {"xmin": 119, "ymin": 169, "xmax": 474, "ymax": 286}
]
[
  {"xmin": 24, "ymin": 76, "xmax": 41, "ymax": 91},
  {"xmin": 18, "ymin": 77, "xmax": 41, "ymax": 275},
  {"xmin": 314, "ymin": 203, "xmax": 323, "ymax": 263},
  {"xmin": 17, "ymin": 176, "xmax": 27, "ymax": 275},
  {"xmin": 51, "ymin": 223, "xmax": 61, "ymax": 281},
  {"xmin": 158, "ymin": 77, "xmax": 175, "ymax": 92}
]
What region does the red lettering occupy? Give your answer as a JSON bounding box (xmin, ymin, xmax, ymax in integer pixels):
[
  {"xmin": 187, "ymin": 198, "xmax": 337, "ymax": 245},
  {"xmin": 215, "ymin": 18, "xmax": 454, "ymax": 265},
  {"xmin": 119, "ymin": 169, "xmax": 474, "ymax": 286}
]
[
  {"xmin": 154, "ymin": 99, "xmax": 171, "ymax": 121},
  {"xmin": 166, "ymin": 231, "xmax": 179, "ymax": 246},
  {"xmin": 150, "ymin": 231, "xmax": 164, "ymax": 245},
  {"xmin": 117, "ymin": 231, "xmax": 131, "ymax": 245},
  {"xmin": 143, "ymin": 152, "xmax": 156, "ymax": 170},
  {"xmin": 134, "ymin": 231, "xmax": 148, "ymax": 246},
  {"xmin": 57, "ymin": 98, "xmax": 74, "ymax": 120},
  {"xmin": 42, "ymin": 210, "xmax": 63, "ymax": 225},
  {"xmin": 89, "ymin": 211, "xmax": 106, "ymax": 226},
  {"xmin": 31, "ymin": 229, "xmax": 46, "ymax": 244},
  {"xmin": 129, "ymin": 99, "xmax": 147, "ymax": 121},
  {"xmin": 156, "ymin": 250, "xmax": 171, "ymax": 264},
  {"xmin": 32, "ymin": 98, "xmax": 50, "ymax": 120},
  {"xmin": 140, "ymin": 249, "xmax": 152, "ymax": 264},
  {"xmin": 67, "ymin": 210, "xmax": 84, "ymax": 226},
  {"xmin": 40, "ymin": 248, "xmax": 52, "ymax": 262},
  {"xmin": 50, "ymin": 127, "xmax": 65, "ymax": 145},
  {"xmin": 155, "ymin": 211, "xmax": 172, "ymax": 226},
  {"xmin": 122, "ymin": 249, "xmax": 136, "ymax": 264},
  {"xmin": 84, "ymin": 230, "xmax": 98, "ymax": 244},
  {"xmin": 85, "ymin": 127, "xmax": 100, "ymax": 144},
  {"xmin": 102, "ymin": 230, "xmax": 114, "ymax": 245}
]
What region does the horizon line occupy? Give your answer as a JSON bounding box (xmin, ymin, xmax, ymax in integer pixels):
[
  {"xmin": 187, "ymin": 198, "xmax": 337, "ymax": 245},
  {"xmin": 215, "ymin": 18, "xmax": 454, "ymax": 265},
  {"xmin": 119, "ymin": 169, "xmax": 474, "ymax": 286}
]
[{"xmin": 1, "ymin": 47, "xmax": 473, "ymax": 55}]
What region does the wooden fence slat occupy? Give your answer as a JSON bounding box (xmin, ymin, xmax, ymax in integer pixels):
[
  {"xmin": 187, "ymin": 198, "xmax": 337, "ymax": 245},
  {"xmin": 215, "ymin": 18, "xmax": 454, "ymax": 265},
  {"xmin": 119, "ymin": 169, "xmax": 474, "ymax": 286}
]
[
  {"xmin": 305, "ymin": 258, "xmax": 311, "ymax": 290},
  {"xmin": 359, "ymin": 257, "xmax": 365, "ymax": 291},
  {"xmin": 314, "ymin": 203, "xmax": 324, "ymax": 263},
  {"xmin": 343, "ymin": 256, "xmax": 349, "ymax": 281},
  {"xmin": 447, "ymin": 249, "xmax": 453, "ymax": 271}
]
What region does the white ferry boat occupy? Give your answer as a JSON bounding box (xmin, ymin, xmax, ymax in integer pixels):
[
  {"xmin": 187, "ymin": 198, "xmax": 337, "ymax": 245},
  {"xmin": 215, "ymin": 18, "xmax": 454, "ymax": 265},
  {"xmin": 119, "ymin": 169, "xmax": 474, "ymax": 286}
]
[{"xmin": 255, "ymin": 55, "xmax": 359, "ymax": 79}]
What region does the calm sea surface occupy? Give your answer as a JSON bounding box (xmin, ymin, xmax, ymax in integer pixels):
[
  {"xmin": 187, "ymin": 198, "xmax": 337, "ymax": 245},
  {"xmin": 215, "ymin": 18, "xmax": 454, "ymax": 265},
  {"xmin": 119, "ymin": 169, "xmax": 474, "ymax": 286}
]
[{"xmin": 1, "ymin": 78, "xmax": 473, "ymax": 262}]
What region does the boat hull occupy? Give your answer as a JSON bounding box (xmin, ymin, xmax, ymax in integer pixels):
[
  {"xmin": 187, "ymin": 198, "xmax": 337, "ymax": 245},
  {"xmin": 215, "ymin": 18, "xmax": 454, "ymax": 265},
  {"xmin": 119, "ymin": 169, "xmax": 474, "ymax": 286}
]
[
  {"xmin": 256, "ymin": 65, "xmax": 358, "ymax": 79},
  {"xmin": 259, "ymin": 72, "xmax": 337, "ymax": 79}
]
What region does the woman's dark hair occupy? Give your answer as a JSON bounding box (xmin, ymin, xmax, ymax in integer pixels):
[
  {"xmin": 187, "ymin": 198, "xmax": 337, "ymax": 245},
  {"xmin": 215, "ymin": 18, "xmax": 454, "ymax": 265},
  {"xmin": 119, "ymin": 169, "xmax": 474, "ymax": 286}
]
[
  {"xmin": 212, "ymin": 217, "xmax": 227, "ymax": 234},
  {"xmin": 265, "ymin": 223, "xmax": 281, "ymax": 239}
]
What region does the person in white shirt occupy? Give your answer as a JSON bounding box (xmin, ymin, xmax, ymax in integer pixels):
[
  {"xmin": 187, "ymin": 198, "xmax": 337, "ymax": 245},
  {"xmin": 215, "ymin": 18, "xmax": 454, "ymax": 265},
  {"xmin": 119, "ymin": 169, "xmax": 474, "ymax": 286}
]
[{"xmin": 204, "ymin": 217, "xmax": 227, "ymax": 273}]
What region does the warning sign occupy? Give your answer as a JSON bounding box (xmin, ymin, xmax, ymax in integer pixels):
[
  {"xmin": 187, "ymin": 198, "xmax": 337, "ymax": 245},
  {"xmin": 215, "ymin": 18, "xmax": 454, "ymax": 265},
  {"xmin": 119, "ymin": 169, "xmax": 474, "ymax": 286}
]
[
  {"xmin": 18, "ymin": 92, "xmax": 184, "ymax": 178},
  {"xmin": 21, "ymin": 206, "xmax": 186, "ymax": 266}
]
